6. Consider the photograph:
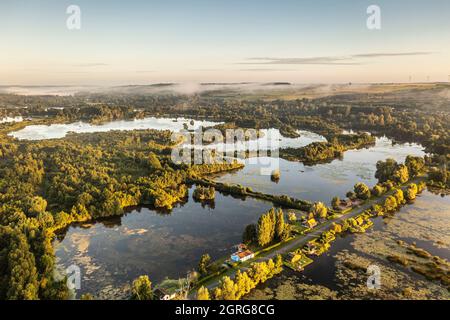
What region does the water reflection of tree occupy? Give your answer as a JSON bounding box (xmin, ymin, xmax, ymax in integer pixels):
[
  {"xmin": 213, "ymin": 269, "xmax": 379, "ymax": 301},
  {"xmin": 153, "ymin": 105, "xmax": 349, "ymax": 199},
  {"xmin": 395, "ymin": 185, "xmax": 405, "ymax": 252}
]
[
  {"xmin": 100, "ymin": 216, "xmax": 122, "ymax": 228},
  {"xmin": 427, "ymin": 186, "xmax": 449, "ymax": 197},
  {"xmin": 193, "ymin": 198, "xmax": 216, "ymax": 209}
]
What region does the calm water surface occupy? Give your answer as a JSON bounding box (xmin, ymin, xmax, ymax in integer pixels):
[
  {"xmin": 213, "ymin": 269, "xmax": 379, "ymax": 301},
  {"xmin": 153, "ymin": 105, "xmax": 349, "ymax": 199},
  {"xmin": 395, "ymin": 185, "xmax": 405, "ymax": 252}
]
[
  {"xmin": 54, "ymin": 186, "xmax": 272, "ymax": 298},
  {"xmin": 9, "ymin": 117, "xmax": 222, "ymax": 140},
  {"xmin": 0, "ymin": 116, "xmax": 23, "ymax": 123},
  {"xmin": 50, "ymin": 118, "xmax": 430, "ymax": 299},
  {"xmin": 214, "ymin": 136, "xmax": 425, "ymax": 204},
  {"xmin": 250, "ymin": 191, "xmax": 450, "ymax": 295}
]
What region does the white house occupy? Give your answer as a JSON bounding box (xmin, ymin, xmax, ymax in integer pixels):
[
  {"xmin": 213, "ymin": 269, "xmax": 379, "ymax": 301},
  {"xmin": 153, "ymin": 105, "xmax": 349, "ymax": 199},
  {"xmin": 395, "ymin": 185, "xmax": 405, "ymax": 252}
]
[{"xmin": 231, "ymin": 250, "xmax": 254, "ymax": 262}]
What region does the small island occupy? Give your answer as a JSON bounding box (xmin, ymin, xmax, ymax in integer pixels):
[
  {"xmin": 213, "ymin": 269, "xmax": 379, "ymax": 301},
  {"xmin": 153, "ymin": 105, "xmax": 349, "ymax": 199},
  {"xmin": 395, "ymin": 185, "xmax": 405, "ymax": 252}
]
[{"xmin": 192, "ymin": 186, "xmax": 216, "ymax": 201}]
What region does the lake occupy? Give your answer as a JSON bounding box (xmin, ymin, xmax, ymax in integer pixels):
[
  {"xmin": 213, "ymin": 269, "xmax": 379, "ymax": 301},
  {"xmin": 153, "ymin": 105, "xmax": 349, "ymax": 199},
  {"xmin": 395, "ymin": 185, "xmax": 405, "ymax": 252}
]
[
  {"xmin": 8, "ymin": 117, "xmax": 222, "ymax": 140},
  {"xmin": 213, "ymin": 136, "xmax": 425, "ymax": 204},
  {"xmin": 54, "ymin": 186, "xmax": 273, "ymax": 299},
  {"xmin": 8, "ymin": 116, "xmax": 328, "ymax": 153},
  {"xmin": 49, "ymin": 117, "xmax": 428, "ymax": 299}
]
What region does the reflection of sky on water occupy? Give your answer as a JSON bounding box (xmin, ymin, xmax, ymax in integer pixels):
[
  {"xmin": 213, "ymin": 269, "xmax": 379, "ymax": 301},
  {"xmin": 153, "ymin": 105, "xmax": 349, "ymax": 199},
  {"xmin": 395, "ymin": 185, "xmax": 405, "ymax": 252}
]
[
  {"xmin": 247, "ymin": 191, "xmax": 450, "ymax": 298},
  {"xmin": 0, "ymin": 116, "xmax": 23, "ymax": 123},
  {"xmin": 54, "ymin": 187, "xmax": 272, "ymax": 298},
  {"xmin": 44, "ymin": 121, "xmax": 426, "ymax": 298},
  {"xmin": 9, "ymin": 117, "xmax": 327, "ymax": 150},
  {"xmin": 9, "ymin": 117, "xmax": 222, "ymax": 140},
  {"xmin": 186, "ymin": 129, "xmax": 326, "ymax": 152},
  {"xmin": 215, "ymin": 136, "xmax": 425, "ymax": 204}
]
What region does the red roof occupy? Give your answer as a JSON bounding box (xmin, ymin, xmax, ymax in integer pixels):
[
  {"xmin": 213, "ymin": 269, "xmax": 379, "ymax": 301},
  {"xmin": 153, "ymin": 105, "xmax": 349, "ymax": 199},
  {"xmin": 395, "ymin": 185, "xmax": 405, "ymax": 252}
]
[{"xmin": 236, "ymin": 250, "xmax": 253, "ymax": 258}]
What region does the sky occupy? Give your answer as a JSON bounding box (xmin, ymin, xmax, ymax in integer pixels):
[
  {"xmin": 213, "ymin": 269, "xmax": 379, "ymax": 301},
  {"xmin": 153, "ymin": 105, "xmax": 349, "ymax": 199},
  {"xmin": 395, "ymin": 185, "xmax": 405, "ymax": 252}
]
[{"xmin": 1, "ymin": 0, "xmax": 450, "ymax": 85}]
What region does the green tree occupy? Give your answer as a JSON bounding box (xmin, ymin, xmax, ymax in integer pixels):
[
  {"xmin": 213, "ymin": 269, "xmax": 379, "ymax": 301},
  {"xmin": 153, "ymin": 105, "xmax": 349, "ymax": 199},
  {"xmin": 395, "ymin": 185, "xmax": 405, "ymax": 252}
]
[
  {"xmin": 131, "ymin": 275, "xmax": 153, "ymax": 300},
  {"xmin": 213, "ymin": 287, "xmax": 223, "ymax": 300},
  {"xmin": 310, "ymin": 202, "xmax": 328, "ymax": 219},
  {"xmin": 249, "ymin": 261, "xmax": 270, "ymax": 284},
  {"xmin": 274, "ymin": 255, "xmax": 283, "ymax": 274},
  {"xmin": 405, "ymin": 155, "xmax": 425, "ymax": 177},
  {"xmin": 331, "ymin": 196, "xmax": 340, "ymax": 210},
  {"xmin": 235, "ymin": 270, "xmax": 254, "ymax": 298},
  {"xmin": 372, "ymin": 184, "xmax": 384, "ymax": 197},
  {"xmin": 0, "ymin": 227, "xmax": 39, "ymax": 300},
  {"xmin": 147, "ymin": 152, "xmax": 162, "ymax": 170},
  {"xmin": 354, "ymin": 183, "xmax": 371, "ymax": 200},
  {"xmin": 28, "ymin": 196, "xmax": 47, "ymax": 217},
  {"xmin": 393, "ymin": 188, "xmax": 405, "ymax": 204},
  {"xmin": 267, "ymin": 259, "xmax": 276, "ymax": 277},
  {"xmin": 257, "ymin": 210, "xmax": 274, "ymax": 247},
  {"xmin": 80, "ymin": 293, "xmax": 94, "ymax": 300},
  {"xmin": 275, "ymin": 209, "xmax": 285, "ymax": 240},
  {"xmin": 393, "ymin": 164, "xmax": 409, "ymax": 184},
  {"xmin": 375, "ymin": 158, "xmax": 398, "ymax": 183},
  {"xmin": 242, "ymin": 223, "xmax": 257, "ymax": 244},
  {"xmin": 198, "ymin": 253, "xmax": 211, "ymax": 275},
  {"xmin": 220, "ymin": 276, "xmax": 238, "ymax": 300},
  {"xmin": 384, "ymin": 196, "xmax": 398, "ymax": 212},
  {"xmin": 197, "ymin": 286, "xmax": 210, "ymax": 300},
  {"xmin": 405, "ymin": 183, "xmax": 418, "ymax": 201}
]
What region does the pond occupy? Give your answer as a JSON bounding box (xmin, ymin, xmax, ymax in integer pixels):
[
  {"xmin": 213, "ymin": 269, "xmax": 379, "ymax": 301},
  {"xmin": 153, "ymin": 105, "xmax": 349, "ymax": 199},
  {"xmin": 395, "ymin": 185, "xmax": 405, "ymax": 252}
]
[
  {"xmin": 54, "ymin": 186, "xmax": 273, "ymax": 299},
  {"xmin": 213, "ymin": 136, "xmax": 425, "ymax": 204}
]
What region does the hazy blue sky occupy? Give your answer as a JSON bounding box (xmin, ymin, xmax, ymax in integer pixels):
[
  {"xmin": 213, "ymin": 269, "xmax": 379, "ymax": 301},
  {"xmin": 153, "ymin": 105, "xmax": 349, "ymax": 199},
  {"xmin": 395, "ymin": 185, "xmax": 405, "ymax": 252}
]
[{"xmin": 1, "ymin": 0, "xmax": 449, "ymax": 84}]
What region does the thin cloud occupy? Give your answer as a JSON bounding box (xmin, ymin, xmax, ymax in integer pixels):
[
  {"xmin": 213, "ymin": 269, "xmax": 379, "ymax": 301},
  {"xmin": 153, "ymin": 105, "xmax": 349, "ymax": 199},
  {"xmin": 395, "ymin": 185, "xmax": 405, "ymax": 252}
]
[
  {"xmin": 242, "ymin": 57, "xmax": 359, "ymax": 65},
  {"xmin": 72, "ymin": 63, "xmax": 109, "ymax": 67},
  {"xmin": 241, "ymin": 52, "xmax": 433, "ymax": 65},
  {"xmin": 353, "ymin": 52, "xmax": 433, "ymax": 58}
]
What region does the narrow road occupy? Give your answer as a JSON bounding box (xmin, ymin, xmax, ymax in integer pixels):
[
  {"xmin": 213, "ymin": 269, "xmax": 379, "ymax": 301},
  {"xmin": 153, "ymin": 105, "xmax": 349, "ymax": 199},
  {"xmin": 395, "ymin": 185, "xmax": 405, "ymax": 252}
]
[
  {"xmin": 190, "ymin": 179, "xmax": 422, "ymax": 298},
  {"xmin": 190, "ymin": 198, "xmax": 377, "ymax": 296}
]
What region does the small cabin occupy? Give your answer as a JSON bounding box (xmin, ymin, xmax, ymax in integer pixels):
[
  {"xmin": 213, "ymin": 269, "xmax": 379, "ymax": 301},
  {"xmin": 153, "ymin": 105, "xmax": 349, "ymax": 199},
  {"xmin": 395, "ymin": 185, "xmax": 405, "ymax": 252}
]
[{"xmin": 231, "ymin": 250, "xmax": 254, "ymax": 262}]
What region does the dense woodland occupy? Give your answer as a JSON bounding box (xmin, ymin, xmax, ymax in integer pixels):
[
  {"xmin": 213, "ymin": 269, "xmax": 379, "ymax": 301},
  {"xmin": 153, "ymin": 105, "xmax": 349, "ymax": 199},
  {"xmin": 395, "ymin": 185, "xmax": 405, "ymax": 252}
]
[
  {"xmin": 0, "ymin": 127, "xmax": 241, "ymax": 299},
  {"xmin": 0, "ymin": 85, "xmax": 448, "ymax": 299},
  {"xmin": 1, "ymin": 85, "xmax": 448, "ymax": 155}
]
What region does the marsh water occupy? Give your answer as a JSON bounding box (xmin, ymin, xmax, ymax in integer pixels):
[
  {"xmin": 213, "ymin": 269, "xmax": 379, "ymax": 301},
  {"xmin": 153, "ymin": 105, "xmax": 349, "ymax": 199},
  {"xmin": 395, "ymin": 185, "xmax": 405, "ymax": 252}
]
[
  {"xmin": 47, "ymin": 117, "xmax": 432, "ymax": 299},
  {"xmin": 54, "ymin": 187, "xmax": 273, "ymax": 298},
  {"xmin": 8, "ymin": 116, "xmax": 326, "ymax": 152},
  {"xmin": 0, "ymin": 116, "xmax": 23, "ymax": 123},
  {"xmin": 8, "ymin": 117, "xmax": 221, "ymax": 140},
  {"xmin": 213, "ymin": 136, "xmax": 425, "ymax": 204},
  {"xmin": 246, "ymin": 191, "xmax": 450, "ymax": 299}
]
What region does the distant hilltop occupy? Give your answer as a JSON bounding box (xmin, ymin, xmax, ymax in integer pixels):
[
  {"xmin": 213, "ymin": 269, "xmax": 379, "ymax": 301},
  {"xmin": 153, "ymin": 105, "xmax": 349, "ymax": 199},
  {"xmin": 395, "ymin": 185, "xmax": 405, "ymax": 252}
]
[{"xmin": 263, "ymin": 82, "xmax": 292, "ymax": 86}]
